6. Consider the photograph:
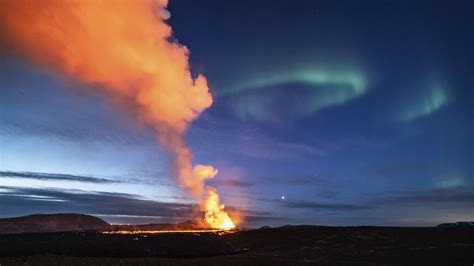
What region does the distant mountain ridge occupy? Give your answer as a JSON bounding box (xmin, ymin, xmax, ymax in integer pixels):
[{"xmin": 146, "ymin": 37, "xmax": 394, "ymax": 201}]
[
  {"xmin": 3, "ymin": 213, "xmax": 472, "ymax": 235},
  {"xmin": 437, "ymin": 221, "xmax": 474, "ymax": 228},
  {"xmin": 0, "ymin": 213, "xmax": 111, "ymax": 234},
  {"xmin": 0, "ymin": 213, "xmax": 212, "ymax": 234}
]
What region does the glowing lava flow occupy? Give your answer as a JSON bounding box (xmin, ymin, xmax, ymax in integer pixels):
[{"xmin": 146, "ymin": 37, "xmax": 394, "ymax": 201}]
[{"xmin": 102, "ymin": 229, "xmax": 235, "ymax": 235}]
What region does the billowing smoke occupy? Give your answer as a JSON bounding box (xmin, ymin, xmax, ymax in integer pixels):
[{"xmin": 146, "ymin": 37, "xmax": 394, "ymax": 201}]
[{"xmin": 1, "ymin": 0, "xmax": 234, "ymax": 228}]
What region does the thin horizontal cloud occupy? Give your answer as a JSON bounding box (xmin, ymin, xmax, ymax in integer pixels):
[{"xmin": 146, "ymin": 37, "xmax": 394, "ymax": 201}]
[
  {"xmin": 276, "ymin": 199, "xmax": 372, "ymax": 211},
  {"xmin": 373, "ymin": 187, "xmax": 474, "ymax": 206},
  {"xmin": 243, "ymin": 215, "xmax": 289, "ymax": 223},
  {"xmin": 254, "ymin": 175, "xmax": 325, "ymax": 186},
  {"xmin": 247, "ymin": 174, "xmax": 339, "ymax": 198},
  {"xmin": 208, "ymin": 179, "xmax": 255, "ymax": 188},
  {"xmin": 189, "ymin": 116, "xmax": 325, "ymax": 160},
  {"xmin": 356, "ymin": 161, "xmax": 432, "ymax": 177},
  {"xmin": 0, "ymin": 171, "xmax": 120, "ymax": 184},
  {"xmin": 0, "ymin": 116, "xmax": 148, "ymax": 146}
]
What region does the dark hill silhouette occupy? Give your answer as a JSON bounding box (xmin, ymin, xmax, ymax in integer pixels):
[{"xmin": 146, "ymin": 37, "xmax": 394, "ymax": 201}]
[
  {"xmin": 0, "ymin": 213, "xmax": 110, "ymax": 234},
  {"xmin": 437, "ymin": 221, "xmax": 474, "ymax": 228},
  {"xmin": 0, "ymin": 213, "xmax": 213, "ymax": 234}
]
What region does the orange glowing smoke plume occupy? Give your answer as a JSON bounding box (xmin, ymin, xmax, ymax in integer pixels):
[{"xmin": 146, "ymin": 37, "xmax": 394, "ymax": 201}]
[{"xmin": 0, "ymin": 0, "xmax": 234, "ymax": 229}]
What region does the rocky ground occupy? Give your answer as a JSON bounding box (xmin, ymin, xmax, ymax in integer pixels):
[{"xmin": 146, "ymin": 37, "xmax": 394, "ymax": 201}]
[{"xmin": 0, "ymin": 225, "xmax": 473, "ymax": 265}]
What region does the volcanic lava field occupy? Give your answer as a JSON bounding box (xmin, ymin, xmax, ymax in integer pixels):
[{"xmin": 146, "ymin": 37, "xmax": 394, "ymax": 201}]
[{"xmin": 1, "ymin": 226, "xmax": 473, "ymax": 265}]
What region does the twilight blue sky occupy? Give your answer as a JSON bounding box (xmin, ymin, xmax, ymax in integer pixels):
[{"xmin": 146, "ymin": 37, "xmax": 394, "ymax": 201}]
[{"xmin": 1, "ymin": 0, "xmax": 473, "ymax": 227}]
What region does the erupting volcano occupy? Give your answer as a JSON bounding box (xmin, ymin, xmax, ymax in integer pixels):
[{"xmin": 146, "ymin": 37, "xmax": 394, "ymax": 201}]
[{"xmin": 0, "ymin": 0, "xmax": 235, "ymax": 230}]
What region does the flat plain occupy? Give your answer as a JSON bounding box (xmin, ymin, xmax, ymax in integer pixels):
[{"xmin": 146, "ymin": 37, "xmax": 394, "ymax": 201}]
[{"xmin": 1, "ymin": 225, "xmax": 473, "ymax": 265}]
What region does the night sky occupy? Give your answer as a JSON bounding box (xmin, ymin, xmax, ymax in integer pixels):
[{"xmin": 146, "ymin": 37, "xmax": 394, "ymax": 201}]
[{"xmin": 1, "ymin": 0, "xmax": 473, "ymax": 227}]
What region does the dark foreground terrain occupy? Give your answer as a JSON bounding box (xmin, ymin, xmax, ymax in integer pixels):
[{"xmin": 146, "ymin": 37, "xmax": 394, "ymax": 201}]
[{"xmin": 1, "ymin": 225, "xmax": 473, "ymax": 265}]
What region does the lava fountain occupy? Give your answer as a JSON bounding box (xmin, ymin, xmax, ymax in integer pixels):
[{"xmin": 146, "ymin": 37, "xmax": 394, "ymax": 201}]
[{"xmin": 203, "ymin": 187, "xmax": 235, "ymax": 230}]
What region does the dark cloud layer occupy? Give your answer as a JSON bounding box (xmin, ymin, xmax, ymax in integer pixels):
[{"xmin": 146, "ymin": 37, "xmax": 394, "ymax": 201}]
[
  {"xmin": 1, "ymin": 185, "xmax": 472, "ymax": 226},
  {"xmin": 209, "ymin": 179, "xmax": 255, "ymax": 188},
  {"xmin": 0, "ymin": 186, "xmax": 193, "ymax": 219},
  {"xmin": 0, "ymin": 186, "xmax": 279, "ymax": 225},
  {"xmin": 373, "ymin": 188, "xmax": 474, "ymax": 207},
  {"xmin": 278, "ymin": 199, "xmax": 372, "ymax": 211},
  {"xmin": 355, "ymin": 162, "xmax": 433, "ymax": 177},
  {"xmin": 0, "ymin": 171, "xmax": 120, "ymax": 184}
]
